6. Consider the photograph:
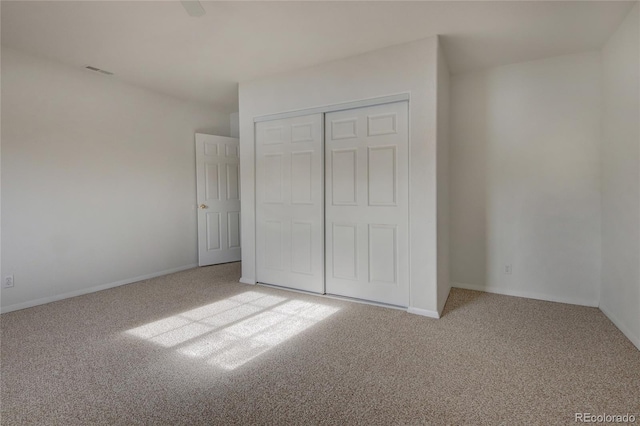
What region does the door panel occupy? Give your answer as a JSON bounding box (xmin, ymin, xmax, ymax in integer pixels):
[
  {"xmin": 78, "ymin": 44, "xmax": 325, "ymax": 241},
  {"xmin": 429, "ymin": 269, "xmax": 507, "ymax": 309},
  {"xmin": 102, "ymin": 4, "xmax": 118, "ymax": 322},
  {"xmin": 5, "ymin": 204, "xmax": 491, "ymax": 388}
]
[
  {"xmin": 331, "ymin": 149, "xmax": 358, "ymax": 205},
  {"xmin": 325, "ymin": 102, "xmax": 409, "ymax": 306},
  {"xmin": 227, "ymin": 211, "xmax": 241, "ymax": 249},
  {"xmin": 226, "ymin": 164, "xmax": 240, "ymax": 200},
  {"xmin": 255, "ymin": 114, "xmax": 324, "ymax": 293},
  {"xmin": 206, "ymin": 212, "xmax": 221, "ymax": 251},
  {"xmin": 196, "ymin": 134, "xmax": 241, "ymax": 266},
  {"xmin": 291, "ymin": 152, "xmax": 313, "ymax": 204},
  {"xmin": 332, "ymin": 223, "xmax": 358, "ymax": 280}
]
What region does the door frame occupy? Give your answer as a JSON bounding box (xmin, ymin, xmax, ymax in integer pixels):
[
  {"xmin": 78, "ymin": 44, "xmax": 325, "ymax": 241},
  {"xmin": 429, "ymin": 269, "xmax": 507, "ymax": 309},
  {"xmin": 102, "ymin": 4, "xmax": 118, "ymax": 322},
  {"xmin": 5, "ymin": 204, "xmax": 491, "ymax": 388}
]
[
  {"xmin": 254, "ymin": 93, "xmax": 409, "ymax": 123},
  {"xmin": 252, "ymin": 94, "xmax": 411, "ymax": 306}
]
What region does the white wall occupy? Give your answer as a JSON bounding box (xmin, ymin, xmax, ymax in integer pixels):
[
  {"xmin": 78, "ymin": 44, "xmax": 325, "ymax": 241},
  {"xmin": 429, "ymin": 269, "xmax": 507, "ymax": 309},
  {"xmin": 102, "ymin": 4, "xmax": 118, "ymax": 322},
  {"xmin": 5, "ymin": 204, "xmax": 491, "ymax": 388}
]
[
  {"xmin": 436, "ymin": 41, "xmax": 451, "ymax": 313},
  {"xmin": 450, "ymin": 51, "xmax": 602, "ymax": 307},
  {"xmin": 230, "ymin": 112, "xmax": 240, "ymax": 138},
  {"xmin": 0, "ymin": 47, "xmax": 230, "ymax": 312},
  {"xmin": 601, "ymin": 4, "xmax": 640, "ymax": 349},
  {"xmin": 239, "ymin": 37, "xmax": 442, "ymax": 315}
]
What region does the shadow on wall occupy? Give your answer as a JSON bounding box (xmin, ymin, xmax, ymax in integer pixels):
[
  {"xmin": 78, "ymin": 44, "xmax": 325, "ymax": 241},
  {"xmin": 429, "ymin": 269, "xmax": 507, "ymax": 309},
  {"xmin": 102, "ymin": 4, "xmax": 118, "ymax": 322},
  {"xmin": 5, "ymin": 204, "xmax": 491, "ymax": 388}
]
[
  {"xmin": 450, "ymin": 54, "xmax": 602, "ymax": 305},
  {"xmin": 450, "ymin": 73, "xmax": 488, "ymax": 287}
]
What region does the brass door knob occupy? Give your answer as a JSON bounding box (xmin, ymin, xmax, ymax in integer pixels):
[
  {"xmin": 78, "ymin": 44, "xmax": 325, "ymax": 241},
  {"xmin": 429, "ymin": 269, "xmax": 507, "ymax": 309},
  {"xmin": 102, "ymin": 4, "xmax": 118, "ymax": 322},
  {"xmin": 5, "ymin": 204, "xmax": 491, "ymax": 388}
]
[{"xmin": 199, "ymin": 204, "xmax": 208, "ymax": 209}]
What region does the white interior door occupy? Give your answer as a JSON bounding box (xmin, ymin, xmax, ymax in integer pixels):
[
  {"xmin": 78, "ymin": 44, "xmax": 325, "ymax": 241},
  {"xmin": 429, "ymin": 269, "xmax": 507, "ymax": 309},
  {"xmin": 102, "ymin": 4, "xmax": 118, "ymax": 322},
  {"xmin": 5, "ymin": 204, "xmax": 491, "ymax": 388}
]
[
  {"xmin": 196, "ymin": 134, "xmax": 241, "ymax": 266},
  {"xmin": 255, "ymin": 114, "xmax": 324, "ymax": 293},
  {"xmin": 325, "ymin": 101, "xmax": 409, "ymax": 306}
]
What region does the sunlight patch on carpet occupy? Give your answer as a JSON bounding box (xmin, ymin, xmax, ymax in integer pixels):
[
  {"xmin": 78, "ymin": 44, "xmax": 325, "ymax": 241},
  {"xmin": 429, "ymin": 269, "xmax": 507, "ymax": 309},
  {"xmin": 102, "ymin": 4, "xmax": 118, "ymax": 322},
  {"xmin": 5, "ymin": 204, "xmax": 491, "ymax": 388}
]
[{"xmin": 125, "ymin": 291, "xmax": 339, "ymax": 370}]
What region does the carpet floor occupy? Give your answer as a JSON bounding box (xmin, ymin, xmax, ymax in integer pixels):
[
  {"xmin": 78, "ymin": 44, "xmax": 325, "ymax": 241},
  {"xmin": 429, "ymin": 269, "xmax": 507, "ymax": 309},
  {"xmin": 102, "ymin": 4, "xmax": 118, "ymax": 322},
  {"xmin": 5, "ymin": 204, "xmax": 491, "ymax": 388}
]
[{"xmin": 1, "ymin": 262, "xmax": 639, "ymax": 425}]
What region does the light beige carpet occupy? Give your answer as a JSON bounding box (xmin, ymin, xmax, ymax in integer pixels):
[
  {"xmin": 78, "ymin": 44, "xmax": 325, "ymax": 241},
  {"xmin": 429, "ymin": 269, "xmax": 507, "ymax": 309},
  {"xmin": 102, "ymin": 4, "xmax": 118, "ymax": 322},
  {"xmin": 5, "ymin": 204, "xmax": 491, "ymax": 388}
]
[{"xmin": 1, "ymin": 262, "xmax": 639, "ymax": 425}]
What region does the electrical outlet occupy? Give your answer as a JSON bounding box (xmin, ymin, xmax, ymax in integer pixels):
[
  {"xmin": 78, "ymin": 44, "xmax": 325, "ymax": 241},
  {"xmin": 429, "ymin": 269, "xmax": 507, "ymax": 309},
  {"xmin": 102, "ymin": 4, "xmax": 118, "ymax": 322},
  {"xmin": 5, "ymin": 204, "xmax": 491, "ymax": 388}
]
[
  {"xmin": 2, "ymin": 275, "xmax": 15, "ymax": 289},
  {"xmin": 504, "ymin": 264, "xmax": 512, "ymax": 275}
]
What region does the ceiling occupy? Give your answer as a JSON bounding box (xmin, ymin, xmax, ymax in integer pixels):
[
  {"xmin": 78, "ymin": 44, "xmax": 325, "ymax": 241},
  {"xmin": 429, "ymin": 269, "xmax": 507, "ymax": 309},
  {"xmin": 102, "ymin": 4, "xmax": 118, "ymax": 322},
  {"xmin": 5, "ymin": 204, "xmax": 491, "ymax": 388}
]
[{"xmin": 1, "ymin": 1, "xmax": 635, "ymax": 113}]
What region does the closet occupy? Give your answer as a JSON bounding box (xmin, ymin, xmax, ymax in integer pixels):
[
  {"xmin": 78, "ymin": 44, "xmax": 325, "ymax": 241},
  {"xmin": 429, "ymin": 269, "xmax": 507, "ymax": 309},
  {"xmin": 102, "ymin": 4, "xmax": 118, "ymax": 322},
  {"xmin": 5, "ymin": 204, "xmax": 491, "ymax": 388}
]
[{"xmin": 255, "ymin": 101, "xmax": 409, "ymax": 306}]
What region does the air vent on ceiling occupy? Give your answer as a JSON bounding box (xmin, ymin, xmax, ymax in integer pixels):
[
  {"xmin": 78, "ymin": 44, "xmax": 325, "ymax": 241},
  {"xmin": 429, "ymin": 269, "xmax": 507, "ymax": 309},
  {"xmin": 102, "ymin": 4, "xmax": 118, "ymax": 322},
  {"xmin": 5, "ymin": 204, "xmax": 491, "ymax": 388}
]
[{"xmin": 84, "ymin": 65, "xmax": 114, "ymax": 76}]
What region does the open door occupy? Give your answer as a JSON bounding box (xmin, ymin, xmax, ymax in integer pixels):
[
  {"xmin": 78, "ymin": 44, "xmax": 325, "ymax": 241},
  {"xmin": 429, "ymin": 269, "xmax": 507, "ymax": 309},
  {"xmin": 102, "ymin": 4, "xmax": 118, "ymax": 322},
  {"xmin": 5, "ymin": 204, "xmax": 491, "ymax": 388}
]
[{"xmin": 195, "ymin": 134, "xmax": 241, "ymax": 266}]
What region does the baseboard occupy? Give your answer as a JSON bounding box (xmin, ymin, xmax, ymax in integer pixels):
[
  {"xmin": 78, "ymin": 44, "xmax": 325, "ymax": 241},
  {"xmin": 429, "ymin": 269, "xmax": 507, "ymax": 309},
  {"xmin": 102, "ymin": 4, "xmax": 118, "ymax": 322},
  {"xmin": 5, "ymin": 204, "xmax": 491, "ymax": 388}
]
[
  {"xmin": 599, "ymin": 303, "xmax": 640, "ymax": 351},
  {"xmin": 451, "ymin": 282, "xmax": 599, "ymax": 308},
  {"xmin": 0, "ymin": 264, "xmax": 198, "ymax": 314},
  {"xmin": 407, "ymin": 307, "xmax": 440, "ymax": 319},
  {"xmin": 239, "ymin": 277, "xmax": 256, "ymax": 285}
]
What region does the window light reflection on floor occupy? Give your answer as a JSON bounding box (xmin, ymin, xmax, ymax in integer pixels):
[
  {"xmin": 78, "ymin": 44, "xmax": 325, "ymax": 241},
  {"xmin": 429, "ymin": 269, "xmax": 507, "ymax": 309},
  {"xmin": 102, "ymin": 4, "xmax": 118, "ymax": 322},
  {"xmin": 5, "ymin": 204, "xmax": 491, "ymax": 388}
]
[{"xmin": 125, "ymin": 291, "xmax": 339, "ymax": 370}]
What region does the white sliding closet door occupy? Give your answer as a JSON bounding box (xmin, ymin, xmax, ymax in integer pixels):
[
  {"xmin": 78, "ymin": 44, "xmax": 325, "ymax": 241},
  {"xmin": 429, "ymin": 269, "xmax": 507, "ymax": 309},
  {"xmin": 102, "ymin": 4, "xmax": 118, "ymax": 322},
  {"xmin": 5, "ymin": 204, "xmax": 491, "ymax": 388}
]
[
  {"xmin": 255, "ymin": 114, "xmax": 324, "ymax": 293},
  {"xmin": 325, "ymin": 101, "xmax": 409, "ymax": 306}
]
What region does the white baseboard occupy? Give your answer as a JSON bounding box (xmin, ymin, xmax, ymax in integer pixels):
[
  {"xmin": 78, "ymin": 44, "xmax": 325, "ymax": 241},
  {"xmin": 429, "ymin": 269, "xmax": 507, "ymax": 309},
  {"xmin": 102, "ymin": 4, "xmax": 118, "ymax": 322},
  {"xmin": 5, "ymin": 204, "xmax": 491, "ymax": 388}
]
[
  {"xmin": 599, "ymin": 303, "xmax": 640, "ymax": 351},
  {"xmin": 452, "ymin": 282, "xmax": 599, "ymax": 308},
  {"xmin": 239, "ymin": 277, "xmax": 256, "ymax": 285},
  {"xmin": 0, "ymin": 264, "xmax": 198, "ymax": 314},
  {"xmin": 407, "ymin": 307, "xmax": 440, "ymax": 319}
]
